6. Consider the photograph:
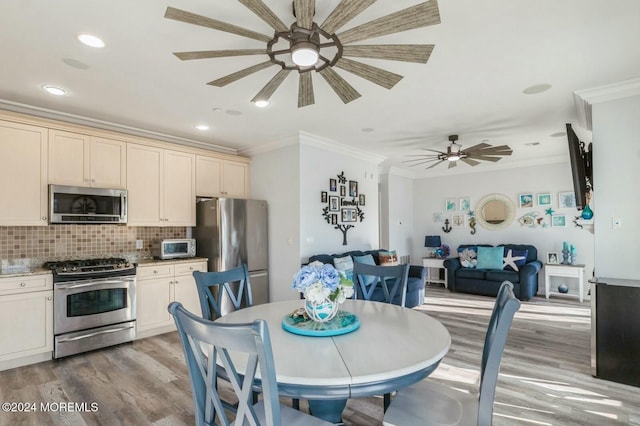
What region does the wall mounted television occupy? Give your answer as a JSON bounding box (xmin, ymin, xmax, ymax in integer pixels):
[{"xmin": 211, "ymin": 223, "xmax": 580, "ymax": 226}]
[{"xmin": 565, "ymin": 123, "xmax": 593, "ymax": 210}]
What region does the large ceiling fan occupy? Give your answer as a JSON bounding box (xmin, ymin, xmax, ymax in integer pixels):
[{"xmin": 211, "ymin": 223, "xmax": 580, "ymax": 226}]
[
  {"xmin": 403, "ymin": 135, "xmax": 513, "ymax": 169},
  {"xmin": 164, "ymin": 0, "xmax": 441, "ymax": 108}
]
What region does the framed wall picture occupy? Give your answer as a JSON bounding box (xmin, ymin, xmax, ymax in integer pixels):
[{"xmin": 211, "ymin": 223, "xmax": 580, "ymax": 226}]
[
  {"xmin": 537, "ymin": 193, "xmax": 552, "ymax": 206},
  {"xmin": 445, "ymin": 198, "xmax": 457, "ymax": 212},
  {"xmin": 340, "ymin": 186, "xmax": 346, "ymax": 196},
  {"xmin": 329, "ymin": 179, "xmax": 337, "ymax": 192},
  {"xmin": 558, "ymin": 191, "xmax": 576, "ymax": 209},
  {"xmin": 331, "ymin": 214, "xmax": 337, "ymax": 225},
  {"xmin": 459, "ymin": 197, "xmax": 471, "ymax": 211},
  {"xmin": 321, "ymin": 191, "xmax": 327, "ymax": 203},
  {"xmin": 546, "ymin": 252, "xmax": 559, "ymax": 264},
  {"xmin": 349, "ymin": 180, "xmax": 358, "ymax": 197},
  {"xmin": 329, "ymin": 196, "xmax": 339, "ymax": 212},
  {"xmin": 519, "ymin": 193, "xmax": 533, "ymax": 208},
  {"xmin": 342, "ymin": 208, "xmax": 356, "ymax": 222},
  {"xmin": 359, "ymin": 194, "xmax": 365, "ymax": 206},
  {"xmin": 551, "ymin": 215, "xmax": 566, "ymax": 227},
  {"xmin": 451, "ymin": 213, "xmax": 466, "ymax": 228}
]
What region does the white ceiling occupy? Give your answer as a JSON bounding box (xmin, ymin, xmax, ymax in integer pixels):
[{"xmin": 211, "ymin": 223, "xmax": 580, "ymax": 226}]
[{"xmin": 1, "ymin": 0, "xmax": 639, "ymax": 177}]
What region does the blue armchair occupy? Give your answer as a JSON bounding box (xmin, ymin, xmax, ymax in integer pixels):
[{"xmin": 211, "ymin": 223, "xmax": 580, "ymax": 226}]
[{"xmin": 443, "ymin": 244, "xmax": 542, "ymax": 301}]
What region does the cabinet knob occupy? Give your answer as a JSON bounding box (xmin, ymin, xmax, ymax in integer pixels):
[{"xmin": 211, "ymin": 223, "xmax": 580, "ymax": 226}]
[
  {"xmin": 174, "ymin": 280, "xmax": 179, "ymax": 284},
  {"xmin": 153, "ymin": 270, "xmax": 158, "ymax": 274},
  {"xmin": 42, "ymin": 216, "xmax": 47, "ymax": 221},
  {"xmin": 20, "ymin": 282, "xmax": 26, "ymax": 287},
  {"xmin": 91, "ymin": 179, "xmax": 95, "ymax": 183},
  {"xmin": 47, "ymin": 296, "xmax": 52, "ymax": 301},
  {"xmin": 189, "ymin": 267, "xmax": 193, "ymax": 271},
  {"xmin": 84, "ymin": 178, "xmax": 90, "ymax": 183}
]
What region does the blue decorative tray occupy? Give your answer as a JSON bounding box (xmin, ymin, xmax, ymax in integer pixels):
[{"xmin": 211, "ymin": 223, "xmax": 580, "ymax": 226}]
[{"xmin": 282, "ymin": 310, "xmax": 360, "ymax": 337}]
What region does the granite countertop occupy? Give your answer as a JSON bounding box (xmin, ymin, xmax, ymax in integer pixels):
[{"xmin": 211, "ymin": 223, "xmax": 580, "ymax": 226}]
[
  {"xmin": 0, "ymin": 266, "xmax": 52, "ymax": 278},
  {"xmin": 135, "ymin": 257, "xmax": 208, "ymax": 267}
]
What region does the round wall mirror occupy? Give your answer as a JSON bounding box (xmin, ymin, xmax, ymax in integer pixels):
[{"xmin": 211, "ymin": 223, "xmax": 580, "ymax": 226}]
[{"xmin": 475, "ymin": 194, "xmax": 516, "ymax": 230}]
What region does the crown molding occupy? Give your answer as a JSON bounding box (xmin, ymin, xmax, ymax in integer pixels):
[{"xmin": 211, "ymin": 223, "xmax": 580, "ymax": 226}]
[
  {"xmin": 237, "ymin": 134, "xmax": 299, "ymax": 157},
  {"xmin": 574, "ymin": 77, "xmax": 640, "ymax": 131},
  {"xmin": 0, "ymin": 99, "xmax": 238, "ymax": 155},
  {"xmin": 299, "ymin": 131, "xmax": 386, "ymax": 164}
]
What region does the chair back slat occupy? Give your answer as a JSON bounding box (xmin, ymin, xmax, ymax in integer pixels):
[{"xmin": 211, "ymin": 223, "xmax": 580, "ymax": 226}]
[
  {"xmin": 477, "ymin": 281, "xmax": 521, "ymax": 425},
  {"xmin": 193, "ymin": 265, "xmax": 253, "ymax": 320},
  {"xmin": 352, "ymin": 263, "xmax": 410, "ymax": 307},
  {"xmin": 169, "ymin": 302, "xmax": 282, "ymax": 426}
]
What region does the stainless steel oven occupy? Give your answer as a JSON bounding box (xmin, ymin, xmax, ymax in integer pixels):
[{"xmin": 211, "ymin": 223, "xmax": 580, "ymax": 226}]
[{"xmin": 45, "ymin": 258, "xmax": 137, "ymax": 358}]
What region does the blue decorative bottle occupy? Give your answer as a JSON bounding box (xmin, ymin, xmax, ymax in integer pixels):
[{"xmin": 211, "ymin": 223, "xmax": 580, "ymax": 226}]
[{"xmin": 581, "ymin": 204, "xmax": 593, "ymax": 220}]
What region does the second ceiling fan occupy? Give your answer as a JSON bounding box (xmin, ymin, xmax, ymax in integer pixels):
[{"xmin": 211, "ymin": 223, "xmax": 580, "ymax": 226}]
[
  {"xmin": 164, "ymin": 0, "xmax": 441, "ymax": 107},
  {"xmin": 403, "ymin": 135, "xmax": 513, "ymax": 169}
]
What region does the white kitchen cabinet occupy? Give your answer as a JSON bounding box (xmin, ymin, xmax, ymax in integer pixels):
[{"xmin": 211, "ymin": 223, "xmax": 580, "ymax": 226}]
[
  {"xmin": 48, "ymin": 129, "xmax": 126, "ymax": 188},
  {"xmin": 0, "ymin": 274, "xmax": 53, "ymax": 371},
  {"xmin": 0, "ymin": 120, "xmax": 49, "ymax": 226},
  {"xmin": 136, "ymin": 260, "xmax": 207, "ymax": 338},
  {"xmin": 196, "ymin": 155, "xmax": 248, "ymax": 198},
  {"xmin": 127, "ymin": 143, "xmax": 195, "ymax": 226}
]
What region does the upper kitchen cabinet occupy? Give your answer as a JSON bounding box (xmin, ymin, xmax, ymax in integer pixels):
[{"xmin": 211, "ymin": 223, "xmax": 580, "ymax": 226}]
[
  {"xmin": 127, "ymin": 143, "xmax": 195, "ymax": 226},
  {"xmin": 48, "ymin": 130, "xmax": 126, "ymax": 189},
  {"xmin": 196, "ymin": 155, "xmax": 248, "ymax": 198},
  {"xmin": 0, "ymin": 120, "xmax": 48, "ymax": 226}
]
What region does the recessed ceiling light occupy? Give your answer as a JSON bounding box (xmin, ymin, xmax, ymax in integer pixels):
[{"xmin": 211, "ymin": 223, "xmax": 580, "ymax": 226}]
[
  {"xmin": 361, "ymin": 128, "xmax": 375, "ymax": 133},
  {"xmin": 78, "ymin": 34, "xmax": 105, "ymax": 48},
  {"xmin": 522, "ymin": 83, "xmax": 552, "ymax": 95},
  {"xmin": 195, "ymin": 124, "xmax": 209, "ymax": 131},
  {"xmin": 226, "ymin": 109, "xmax": 243, "ymax": 115},
  {"xmin": 42, "ymin": 85, "xmax": 67, "ymax": 96},
  {"xmin": 212, "ymin": 108, "xmax": 223, "ymax": 113},
  {"xmin": 252, "ymin": 100, "xmax": 270, "ymax": 108}
]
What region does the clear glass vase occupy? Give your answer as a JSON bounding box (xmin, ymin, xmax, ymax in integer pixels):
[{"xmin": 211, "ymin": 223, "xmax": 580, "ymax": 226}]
[{"xmin": 305, "ymin": 298, "xmax": 339, "ymax": 322}]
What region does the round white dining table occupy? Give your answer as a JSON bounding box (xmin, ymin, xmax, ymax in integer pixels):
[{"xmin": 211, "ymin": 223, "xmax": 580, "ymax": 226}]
[{"xmin": 215, "ymin": 299, "xmax": 451, "ymax": 423}]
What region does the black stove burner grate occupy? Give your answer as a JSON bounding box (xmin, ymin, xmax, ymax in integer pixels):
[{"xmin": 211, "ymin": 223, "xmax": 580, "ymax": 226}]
[{"xmin": 44, "ymin": 257, "xmax": 136, "ymax": 282}]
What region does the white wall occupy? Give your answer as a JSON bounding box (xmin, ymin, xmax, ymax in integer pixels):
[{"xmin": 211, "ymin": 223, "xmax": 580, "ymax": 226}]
[
  {"xmin": 250, "ymin": 144, "xmax": 301, "ymax": 302},
  {"xmin": 380, "ymin": 172, "xmax": 415, "ymax": 259},
  {"xmin": 412, "ymin": 162, "xmax": 595, "ymax": 291},
  {"xmin": 298, "ymin": 137, "xmax": 380, "ymax": 261},
  {"xmin": 592, "ymin": 94, "xmax": 640, "ymax": 279}
]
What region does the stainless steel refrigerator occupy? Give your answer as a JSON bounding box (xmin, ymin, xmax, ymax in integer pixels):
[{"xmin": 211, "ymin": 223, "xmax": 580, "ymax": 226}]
[{"xmin": 194, "ymin": 198, "xmax": 269, "ymax": 315}]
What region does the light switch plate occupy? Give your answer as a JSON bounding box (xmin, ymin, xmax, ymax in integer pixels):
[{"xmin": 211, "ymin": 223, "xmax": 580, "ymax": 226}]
[{"xmin": 136, "ymin": 239, "xmax": 144, "ymax": 249}]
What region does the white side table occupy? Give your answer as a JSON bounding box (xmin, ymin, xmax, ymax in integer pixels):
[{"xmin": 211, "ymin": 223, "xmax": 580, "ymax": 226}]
[
  {"xmin": 544, "ymin": 263, "xmax": 586, "ymax": 302},
  {"xmin": 422, "ymin": 257, "xmax": 448, "ymax": 289}
]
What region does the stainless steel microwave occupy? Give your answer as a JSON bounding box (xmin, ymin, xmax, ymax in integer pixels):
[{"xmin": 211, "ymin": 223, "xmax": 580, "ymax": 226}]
[
  {"xmin": 152, "ymin": 239, "xmax": 196, "ymax": 260},
  {"xmin": 49, "ymin": 185, "xmax": 128, "ymax": 224}
]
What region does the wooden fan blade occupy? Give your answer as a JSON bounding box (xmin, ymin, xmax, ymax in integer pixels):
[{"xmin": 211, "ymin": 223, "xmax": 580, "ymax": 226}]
[
  {"xmin": 294, "ymin": 0, "xmax": 315, "ymax": 30},
  {"xmin": 174, "ymin": 49, "xmax": 267, "ymax": 60},
  {"xmin": 238, "ymin": 0, "xmax": 288, "ymax": 32},
  {"xmin": 251, "ymin": 69, "xmax": 292, "ymax": 103},
  {"xmin": 337, "ymin": 1, "xmax": 441, "ymax": 44},
  {"xmin": 460, "ymin": 158, "xmax": 481, "ymax": 167},
  {"xmin": 343, "ymin": 44, "xmax": 434, "ymax": 63},
  {"xmin": 318, "ymin": 67, "xmax": 361, "ymax": 104},
  {"xmin": 321, "ymin": 0, "xmax": 376, "ymax": 34},
  {"xmin": 404, "ymin": 153, "xmax": 441, "ymax": 158},
  {"xmin": 207, "ymin": 61, "xmax": 274, "ymax": 87},
  {"xmin": 335, "ymin": 58, "xmax": 402, "ymax": 89},
  {"xmin": 426, "ymin": 160, "xmax": 445, "ymax": 170},
  {"xmin": 461, "ymin": 143, "xmax": 491, "ymax": 152},
  {"xmin": 421, "ymin": 148, "xmax": 447, "ymax": 154},
  {"xmin": 448, "ymin": 160, "xmax": 457, "ymax": 169},
  {"xmin": 298, "ymin": 72, "xmax": 315, "ymax": 107},
  {"xmin": 164, "ymin": 7, "xmax": 271, "ymax": 43},
  {"xmin": 404, "ymin": 159, "xmax": 440, "ymax": 168},
  {"xmin": 466, "ymin": 155, "xmax": 504, "ymax": 162}
]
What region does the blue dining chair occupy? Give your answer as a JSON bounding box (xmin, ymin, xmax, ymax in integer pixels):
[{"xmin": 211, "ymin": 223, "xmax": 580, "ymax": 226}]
[
  {"xmin": 168, "ymin": 302, "xmax": 333, "ymax": 426},
  {"xmin": 192, "ymin": 264, "xmax": 253, "ymax": 321},
  {"xmin": 383, "ymin": 281, "xmax": 521, "ymax": 426},
  {"xmin": 352, "ymin": 262, "xmax": 410, "ymax": 307}
]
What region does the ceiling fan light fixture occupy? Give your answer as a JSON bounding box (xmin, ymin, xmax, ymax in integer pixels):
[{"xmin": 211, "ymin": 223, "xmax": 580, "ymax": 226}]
[
  {"xmin": 291, "ymin": 42, "xmax": 319, "ymax": 67},
  {"xmin": 252, "ymin": 99, "xmax": 270, "ymax": 108}
]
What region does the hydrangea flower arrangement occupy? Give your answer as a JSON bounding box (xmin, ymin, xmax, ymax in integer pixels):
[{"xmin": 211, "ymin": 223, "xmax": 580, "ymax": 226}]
[{"xmin": 292, "ymin": 261, "xmax": 354, "ymax": 304}]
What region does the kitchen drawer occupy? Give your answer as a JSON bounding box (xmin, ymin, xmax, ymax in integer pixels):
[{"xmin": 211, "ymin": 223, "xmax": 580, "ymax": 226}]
[
  {"xmin": 175, "ymin": 261, "xmax": 207, "ymax": 276},
  {"xmin": 136, "ymin": 264, "xmax": 174, "ymax": 280},
  {"xmin": 0, "ymin": 274, "xmax": 53, "ymax": 296}
]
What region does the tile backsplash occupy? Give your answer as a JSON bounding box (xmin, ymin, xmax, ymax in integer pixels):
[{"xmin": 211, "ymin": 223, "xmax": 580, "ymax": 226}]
[{"xmin": 0, "ymin": 225, "xmax": 186, "ymax": 266}]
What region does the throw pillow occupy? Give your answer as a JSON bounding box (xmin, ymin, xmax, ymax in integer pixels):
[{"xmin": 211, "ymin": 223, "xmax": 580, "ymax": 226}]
[
  {"xmin": 333, "ymin": 256, "xmax": 354, "ymax": 280},
  {"xmin": 457, "ymin": 246, "xmax": 478, "ymax": 268},
  {"xmin": 476, "ymin": 246, "xmax": 504, "ymax": 270},
  {"xmin": 503, "ymin": 249, "xmax": 528, "ymax": 272},
  {"xmin": 378, "ymin": 250, "xmax": 398, "ymax": 266},
  {"xmin": 353, "ymin": 254, "xmax": 377, "ymax": 286}
]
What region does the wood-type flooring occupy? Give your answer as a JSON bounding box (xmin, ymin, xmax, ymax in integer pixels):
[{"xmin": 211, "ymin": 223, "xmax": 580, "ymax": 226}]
[{"xmin": 1, "ymin": 286, "xmax": 638, "ymax": 425}]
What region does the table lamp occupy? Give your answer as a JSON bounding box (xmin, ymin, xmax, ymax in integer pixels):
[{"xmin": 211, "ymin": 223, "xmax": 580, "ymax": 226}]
[{"xmin": 424, "ymin": 235, "xmax": 441, "ymax": 258}]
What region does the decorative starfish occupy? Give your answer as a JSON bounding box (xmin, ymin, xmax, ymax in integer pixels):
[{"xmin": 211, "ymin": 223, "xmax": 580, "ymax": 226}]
[
  {"xmin": 468, "ymin": 210, "xmax": 475, "ymax": 218},
  {"xmin": 503, "ymin": 249, "xmax": 527, "ymax": 271},
  {"xmin": 545, "ymin": 207, "xmax": 555, "ymax": 216}
]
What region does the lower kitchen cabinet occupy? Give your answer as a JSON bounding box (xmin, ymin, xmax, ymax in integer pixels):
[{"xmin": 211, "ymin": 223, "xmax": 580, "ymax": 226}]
[
  {"xmin": 136, "ymin": 260, "xmax": 206, "ymax": 338},
  {"xmin": 0, "ymin": 274, "xmax": 53, "ymax": 371}
]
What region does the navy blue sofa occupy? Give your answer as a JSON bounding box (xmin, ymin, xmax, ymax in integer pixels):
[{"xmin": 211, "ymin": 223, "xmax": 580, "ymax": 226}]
[
  {"xmin": 308, "ymin": 250, "xmax": 427, "ymax": 308},
  {"xmin": 443, "ymin": 244, "xmax": 542, "ymax": 301}
]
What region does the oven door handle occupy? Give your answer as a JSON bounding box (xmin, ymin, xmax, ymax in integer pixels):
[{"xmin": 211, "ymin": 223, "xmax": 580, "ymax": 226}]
[
  {"xmin": 56, "ymin": 278, "xmax": 135, "ymax": 289},
  {"xmin": 56, "ymin": 324, "xmax": 135, "ymax": 343}
]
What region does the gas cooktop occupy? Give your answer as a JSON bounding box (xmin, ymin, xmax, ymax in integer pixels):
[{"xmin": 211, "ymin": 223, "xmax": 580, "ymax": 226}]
[{"xmin": 43, "ymin": 257, "xmax": 136, "ymax": 281}]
